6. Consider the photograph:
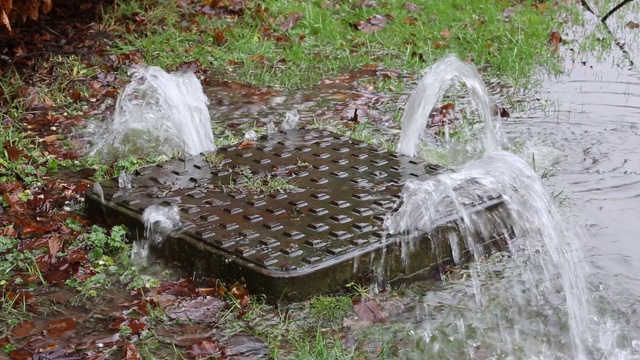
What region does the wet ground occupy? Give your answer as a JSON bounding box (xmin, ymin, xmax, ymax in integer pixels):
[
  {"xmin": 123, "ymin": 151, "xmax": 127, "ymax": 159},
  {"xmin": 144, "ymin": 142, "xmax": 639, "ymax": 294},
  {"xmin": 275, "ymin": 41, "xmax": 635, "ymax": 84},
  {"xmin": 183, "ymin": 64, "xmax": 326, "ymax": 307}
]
[
  {"xmin": 203, "ymin": 1, "xmax": 640, "ymax": 357},
  {"xmin": 4, "ymin": 0, "xmax": 640, "ymax": 358}
]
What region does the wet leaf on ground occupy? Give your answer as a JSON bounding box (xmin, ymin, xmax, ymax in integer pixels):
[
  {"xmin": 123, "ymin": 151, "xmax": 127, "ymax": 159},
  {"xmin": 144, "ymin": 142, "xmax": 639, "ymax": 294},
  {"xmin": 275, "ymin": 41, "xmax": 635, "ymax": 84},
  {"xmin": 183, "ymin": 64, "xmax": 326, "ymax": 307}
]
[
  {"xmin": 402, "ymin": 2, "xmax": 421, "ymax": 12},
  {"xmin": 229, "ymin": 282, "xmax": 248, "ymax": 300},
  {"xmin": 186, "ymin": 341, "xmax": 225, "ymax": 359},
  {"xmin": 46, "ymin": 318, "xmax": 77, "ymax": 337},
  {"xmin": 548, "ymin": 30, "xmax": 562, "ymax": 52},
  {"xmin": 280, "ymin": 12, "xmax": 302, "ymax": 31},
  {"xmin": 237, "ymin": 140, "xmax": 256, "ymax": 149},
  {"xmin": 627, "ymin": 21, "xmax": 640, "ymax": 29},
  {"xmin": 121, "ymin": 343, "xmax": 140, "ymax": 360},
  {"xmin": 352, "ymin": 14, "xmax": 390, "ymax": 34},
  {"xmin": 11, "ymin": 321, "xmax": 36, "ymax": 338},
  {"xmin": 353, "ymin": 298, "xmax": 385, "ymax": 324},
  {"xmin": 165, "ymin": 296, "xmax": 227, "ymax": 322},
  {"xmin": 154, "ymin": 278, "xmax": 198, "ymax": 297}
]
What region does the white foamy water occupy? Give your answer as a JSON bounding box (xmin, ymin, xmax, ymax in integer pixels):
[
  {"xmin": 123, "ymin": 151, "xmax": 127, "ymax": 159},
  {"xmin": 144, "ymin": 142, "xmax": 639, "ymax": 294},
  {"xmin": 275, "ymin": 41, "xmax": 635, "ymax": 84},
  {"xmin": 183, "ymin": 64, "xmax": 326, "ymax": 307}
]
[
  {"xmin": 132, "ymin": 205, "xmax": 181, "ymax": 261},
  {"xmin": 86, "ymin": 66, "xmax": 215, "ymax": 160}
]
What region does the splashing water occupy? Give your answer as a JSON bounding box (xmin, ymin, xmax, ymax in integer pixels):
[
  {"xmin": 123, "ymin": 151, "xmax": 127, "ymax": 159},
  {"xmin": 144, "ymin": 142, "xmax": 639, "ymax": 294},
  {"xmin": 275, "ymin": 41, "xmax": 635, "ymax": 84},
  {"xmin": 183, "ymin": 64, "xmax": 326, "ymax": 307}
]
[
  {"xmin": 386, "ymin": 55, "xmax": 636, "ymax": 358},
  {"xmin": 118, "ymin": 171, "xmax": 132, "ymax": 190},
  {"xmin": 86, "ymin": 66, "xmax": 215, "ymax": 160},
  {"xmin": 396, "ymin": 54, "xmax": 498, "ymax": 158},
  {"xmin": 282, "ymin": 109, "xmax": 300, "ymax": 131},
  {"xmin": 132, "ymin": 205, "xmax": 181, "ymax": 261}
]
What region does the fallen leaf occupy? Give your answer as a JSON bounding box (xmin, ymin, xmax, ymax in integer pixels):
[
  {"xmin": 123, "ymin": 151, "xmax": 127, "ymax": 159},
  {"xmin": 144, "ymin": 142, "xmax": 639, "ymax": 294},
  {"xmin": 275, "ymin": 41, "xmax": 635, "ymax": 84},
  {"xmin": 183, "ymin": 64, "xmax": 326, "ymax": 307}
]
[
  {"xmin": 176, "ymin": 60, "xmax": 202, "ymax": 73},
  {"xmin": 353, "ymin": 298, "xmax": 385, "ymax": 324},
  {"xmin": 237, "ymin": 140, "xmax": 256, "ymax": 149},
  {"xmin": 9, "ymin": 348, "xmax": 31, "ymax": 360},
  {"xmin": 122, "ymin": 343, "xmax": 140, "ymax": 360},
  {"xmin": 548, "ymin": 30, "xmax": 562, "ymax": 52},
  {"xmin": 493, "ymin": 104, "xmax": 510, "ymax": 118},
  {"xmin": 47, "ymin": 235, "xmax": 62, "ymax": 258},
  {"xmin": 503, "ymin": 7, "xmax": 516, "ymax": 21},
  {"xmin": 434, "ymin": 41, "xmax": 448, "ymax": 49},
  {"xmin": 46, "ymin": 318, "xmax": 76, "ymax": 337},
  {"xmin": 403, "ymin": 17, "xmax": 417, "ymax": 25},
  {"xmin": 230, "ymin": 282, "xmax": 248, "ymax": 299},
  {"xmin": 280, "ymin": 12, "xmax": 302, "ymax": 31},
  {"xmin": 627, "ymin": 21, "xmax": 640, "ymax": 29},
  {"xmin": 43, "ymin": 134, "xmax": 60, "ymax": 143},
  {"xmin": 212, "ymin": 28, "xmax": 228, "ymax": 46},
  {"xmin": 1, "ymin": 9, "xmax": 11, "ymax": 33},
  {"xmin": 353, "ymin": 14, "xmax": 390, "ymax": 34},
  {"xmin": 440, "ymin": 28, "xmax": 451, "ymax": 39},
  {"xmin": 11, "ymin": 321, "xmax": 36, "ymax": 338},
  {"xmin": 165, "ymin": 297, "xmax": 227, "ymax": 322},
  {"xmin": 41, "ymin": 0, "xmax": 52, "ymax": 13},
  {"xmin": 403, "ymin": 2, "xmax": 421, "ymax": 12},
  {"xmin": 186, "ymin": 341, "xmax": 225, "ymax": 359}
]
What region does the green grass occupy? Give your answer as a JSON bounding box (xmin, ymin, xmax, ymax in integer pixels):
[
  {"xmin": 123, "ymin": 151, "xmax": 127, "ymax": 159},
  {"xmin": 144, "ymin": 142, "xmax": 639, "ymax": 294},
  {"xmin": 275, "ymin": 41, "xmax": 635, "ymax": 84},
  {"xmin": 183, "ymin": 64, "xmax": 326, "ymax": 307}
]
[{"xmin": 109, "ymin": 0, "xmax": 564, "ymax": 89}]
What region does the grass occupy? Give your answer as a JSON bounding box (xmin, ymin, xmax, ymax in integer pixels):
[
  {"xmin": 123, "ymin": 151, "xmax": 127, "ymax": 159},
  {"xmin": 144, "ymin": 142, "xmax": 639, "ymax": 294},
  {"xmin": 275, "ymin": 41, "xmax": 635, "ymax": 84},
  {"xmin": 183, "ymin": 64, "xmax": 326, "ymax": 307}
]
[
  {"xmin": 223, "ymin": 165, "xmax": 301, "ymax": 194},
  {"xmin": 109, "ymin": 0, "xmax": 564, "ymax": 90}
]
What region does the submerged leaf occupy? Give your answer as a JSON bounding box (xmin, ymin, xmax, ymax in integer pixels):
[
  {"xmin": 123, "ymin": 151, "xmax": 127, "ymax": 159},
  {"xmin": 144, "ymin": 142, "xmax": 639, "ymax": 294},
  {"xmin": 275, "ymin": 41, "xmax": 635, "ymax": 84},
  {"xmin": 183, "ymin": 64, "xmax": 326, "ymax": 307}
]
[{"xmin": 186, "ymin": 341, "xmax": 225, "ymax": 359}]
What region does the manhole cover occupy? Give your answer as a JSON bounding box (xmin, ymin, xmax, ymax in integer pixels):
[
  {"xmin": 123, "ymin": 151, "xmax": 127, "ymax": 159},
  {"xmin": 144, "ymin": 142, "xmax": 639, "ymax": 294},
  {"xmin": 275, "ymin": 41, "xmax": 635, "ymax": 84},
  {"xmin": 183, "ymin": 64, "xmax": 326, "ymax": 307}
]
[{"xmin": 85, "ymin": 129, "xmax": 508, "ymax": 301}]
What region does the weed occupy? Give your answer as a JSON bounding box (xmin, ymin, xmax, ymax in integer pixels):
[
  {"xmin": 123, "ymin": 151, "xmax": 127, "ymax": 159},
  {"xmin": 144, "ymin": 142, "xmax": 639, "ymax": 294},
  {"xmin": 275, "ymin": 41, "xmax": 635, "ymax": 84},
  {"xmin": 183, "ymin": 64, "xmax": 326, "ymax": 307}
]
[
  {"xmin": 309, "ymin": 296, "xmax": 353, "ymax": 325},
  {"xmin": 202, "ymin": 152, "xmax": 226, "ymax": 168}
]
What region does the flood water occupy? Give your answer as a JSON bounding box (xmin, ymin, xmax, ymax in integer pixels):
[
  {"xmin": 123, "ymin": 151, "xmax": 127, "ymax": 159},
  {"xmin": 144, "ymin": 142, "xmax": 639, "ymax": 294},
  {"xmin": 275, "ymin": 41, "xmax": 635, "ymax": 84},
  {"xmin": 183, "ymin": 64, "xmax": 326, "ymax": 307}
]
[
  {"xmin": 198, "ymin": 3, "xmax": 640, "ymax": 358},
  {"xmin": 505, "ymin": 1, "xmax": 640, "ymax": 350}
]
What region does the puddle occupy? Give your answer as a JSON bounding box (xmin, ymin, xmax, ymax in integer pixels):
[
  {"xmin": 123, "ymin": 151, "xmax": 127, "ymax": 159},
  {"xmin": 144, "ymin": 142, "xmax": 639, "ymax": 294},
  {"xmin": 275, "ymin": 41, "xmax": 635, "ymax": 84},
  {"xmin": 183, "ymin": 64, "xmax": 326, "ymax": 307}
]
[{"xmin": 504, "ymin": 0, "xmax": 640, "ymax": 336}]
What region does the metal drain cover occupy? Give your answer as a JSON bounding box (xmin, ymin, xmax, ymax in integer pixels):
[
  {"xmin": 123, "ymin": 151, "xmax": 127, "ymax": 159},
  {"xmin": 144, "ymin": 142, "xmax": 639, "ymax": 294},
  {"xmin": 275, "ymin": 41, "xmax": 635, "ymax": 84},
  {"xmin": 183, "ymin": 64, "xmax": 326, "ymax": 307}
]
[{"xmin": 85, "ymin": 129, "xmax": 508, "ymax": 301}]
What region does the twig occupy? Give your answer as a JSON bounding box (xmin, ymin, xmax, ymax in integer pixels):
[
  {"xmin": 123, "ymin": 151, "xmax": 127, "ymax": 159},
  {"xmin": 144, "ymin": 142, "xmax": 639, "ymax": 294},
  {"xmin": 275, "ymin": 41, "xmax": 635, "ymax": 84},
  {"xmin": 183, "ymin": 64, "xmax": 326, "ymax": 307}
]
[
  {"xmin": 578, "ymin": 0, "xmax": 636, "ymax": 67},
  {"xmin": 601, "ymin": 0, "xmax": 635, "ymax": 23},
  {"xmin": 580, "ymin": 0, "xmax": 598, "ymax": 16}
]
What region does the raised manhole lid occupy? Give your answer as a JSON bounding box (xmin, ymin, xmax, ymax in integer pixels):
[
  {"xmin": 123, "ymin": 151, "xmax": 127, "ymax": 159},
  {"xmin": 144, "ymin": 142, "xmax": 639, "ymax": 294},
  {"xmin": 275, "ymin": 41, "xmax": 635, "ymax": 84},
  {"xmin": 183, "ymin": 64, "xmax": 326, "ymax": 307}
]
[{"xmin": 85, "ymin": 128, "xmax": 505, "ymax": 300}]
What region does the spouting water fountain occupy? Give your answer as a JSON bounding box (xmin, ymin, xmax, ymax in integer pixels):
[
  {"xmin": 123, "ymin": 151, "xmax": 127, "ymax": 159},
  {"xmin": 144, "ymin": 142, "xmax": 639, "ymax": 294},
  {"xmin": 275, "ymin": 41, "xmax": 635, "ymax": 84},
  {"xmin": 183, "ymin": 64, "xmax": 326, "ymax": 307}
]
[
  {"xmin": 85, "ymin": 60, "xmax": 513, "ymax": 302},
  {"xmin": 86, "ymin": 66, "xmax": 216, "ymax": 160}
]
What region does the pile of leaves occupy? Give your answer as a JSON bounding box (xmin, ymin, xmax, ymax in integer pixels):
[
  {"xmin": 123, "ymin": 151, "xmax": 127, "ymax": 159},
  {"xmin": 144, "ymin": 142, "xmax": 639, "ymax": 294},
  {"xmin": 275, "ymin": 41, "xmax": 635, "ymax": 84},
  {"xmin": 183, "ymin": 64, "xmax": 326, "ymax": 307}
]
[{"xmin": 1, "ymin": 0, "xmax": 53, "ymax": 32}]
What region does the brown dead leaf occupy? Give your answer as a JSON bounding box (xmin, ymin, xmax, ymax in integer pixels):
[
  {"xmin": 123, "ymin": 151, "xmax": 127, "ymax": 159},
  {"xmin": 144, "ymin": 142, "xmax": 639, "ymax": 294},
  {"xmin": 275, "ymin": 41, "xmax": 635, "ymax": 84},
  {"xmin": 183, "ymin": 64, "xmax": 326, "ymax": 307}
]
[
  {"xmin": 493, "ymin": 104, "xmax": 510, "ymax": 118},
  {"xmin": 440, "ymin": 28, "xmax": 451, "ymax": 39},
  {"xmin": 403, "ymin": 2, "xmax": 421, "ymax": 12},
  {"xmin": 165, "ymin": 297, "xmax": 227, "ymax": 322},
  {"xmin": 186, "ymin": 341, "xmax": 225, "ymax": 359},
  {"xmin": 230, "ymin": 282, "xmax": 248, "ymax": 299},
  {"xmin": 122, "ymin": 343, "xmax": 140, "ymax": 360},
  {"xmin": 548, "ymin": 30, "xmax": 562, "ymax": 52},
  {"xmin": 11, "ymin": 321, "xmax": 36, "ymax": 338},
  {"xmin": 42, "ymin": 0, "xmax": 53, "ymax": 13},
  {"xmin": 213, "ymin": 28, "xmax": 227, "ymax": 46},
  {"xmin": 1, "ymin": 9, "xmax": 10, "ymax": 32},
  {"xmin": 43, "ymin": 134, "xmax": 60, "ymax": 143},
  {"xmin": 47, "ymin": 235, "xmax": 62, "ymax": 258},
  {"xmin": 70, "ymin": 89, "xmax": 82, "ymax": 102},
  {"xmin": 17, "ymin": 86, "xmax": 40, "ymax": 110},
  {"xmin": 280, "ymin": 12, "xmax": 302, "ymax": 31},
  {"xmin": 353, "ymin": 298, "xmax": 385, "ymax": 324},
  {"xmin": 237, "ymin": 140, "xmax": 256, "ymax": 149},
  {"xmin": 403, "ymin": 17, "xmax": 417, "ymax": 25},
  {"xmin": 46, "ymin": 318, "xmax": 76, "ymax": 337},
  {"xmin": 353, "ymin": 14, "xmax": 390, "ymax": 34},
  {"xmin": 434, "ymin": 41, "xmax": 448, "ymax": 49},
  {"xmin": 627, "ymin": 21, "xmax": 640, "ymax": 29}
]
